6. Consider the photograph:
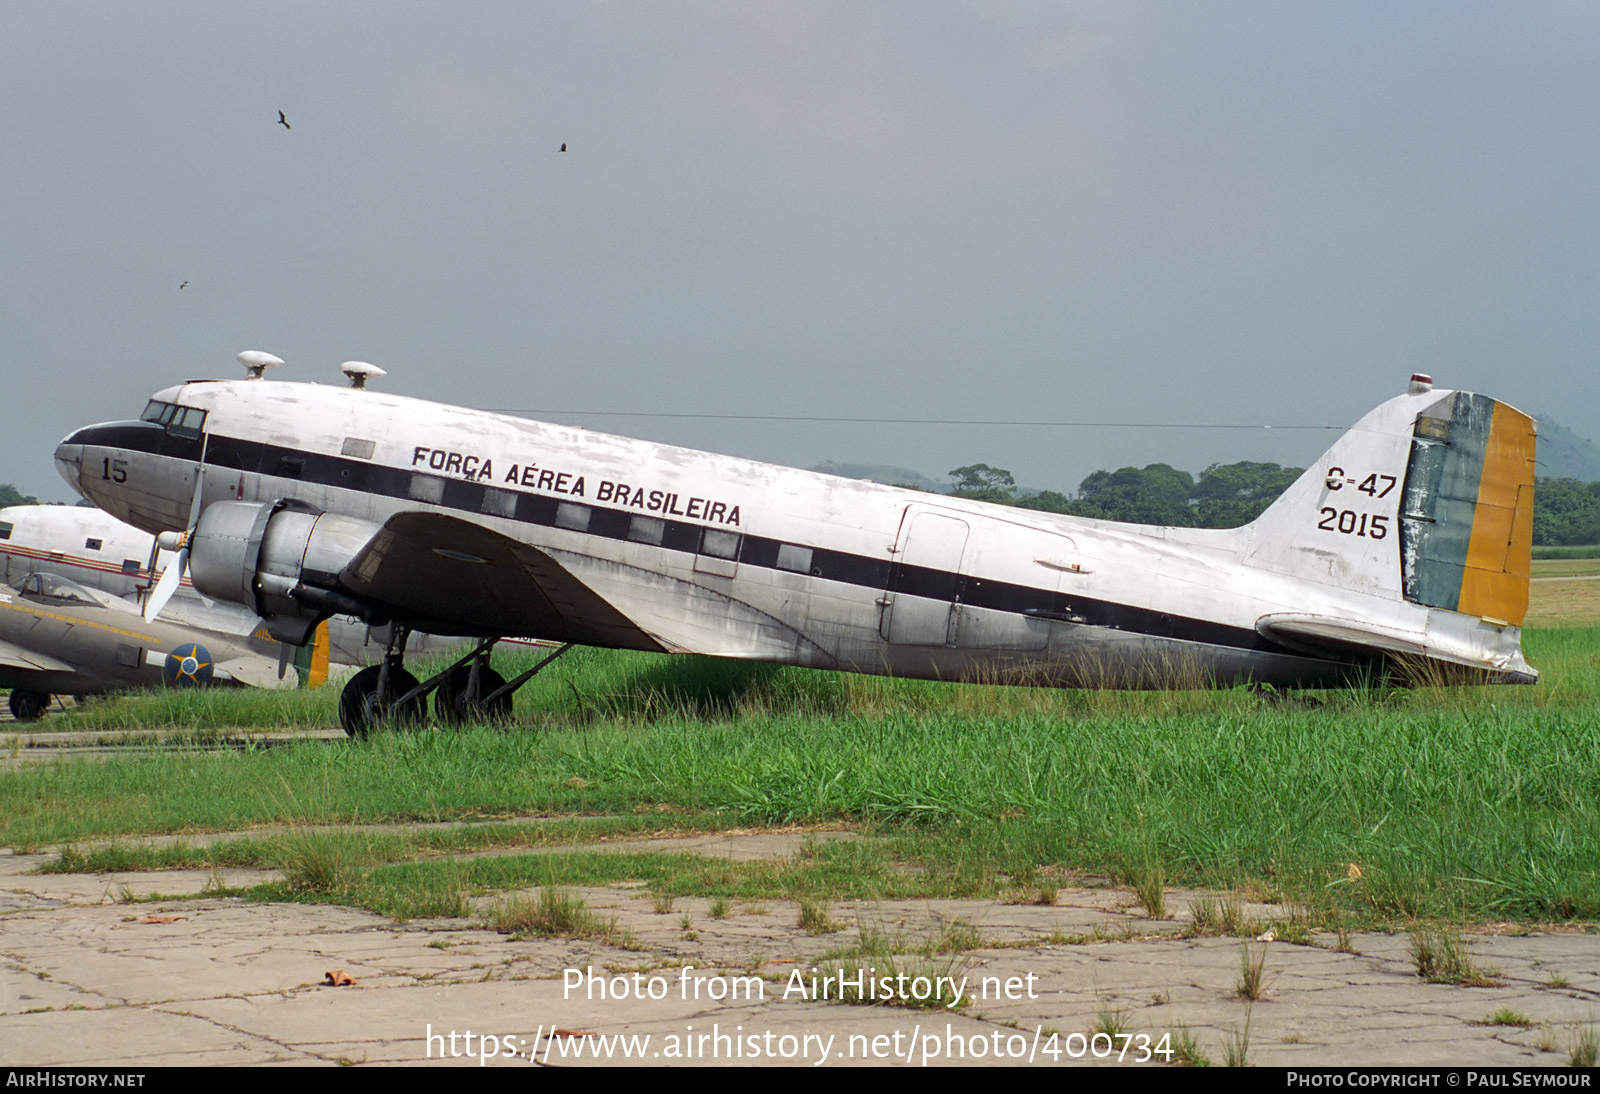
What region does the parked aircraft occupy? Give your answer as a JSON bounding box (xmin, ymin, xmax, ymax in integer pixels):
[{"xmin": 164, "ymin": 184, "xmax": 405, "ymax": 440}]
[
  {"xmin": 53, "ymin": 354, "xmax": 1537, "ymax": 736},
  {"xmin": 0, "ymin": 504, "xmax": 484, "ymax": 719},
  {"xmin": 0, "ymin": 569, "xmax": 294, "ymax": 720}
]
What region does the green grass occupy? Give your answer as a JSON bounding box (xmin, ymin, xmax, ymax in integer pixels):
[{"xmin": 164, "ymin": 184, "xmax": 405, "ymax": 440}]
[
  {"xmin": 1570, "ymin": 1023, "xmax": 1598, "ymax": 1068},
  {"xmin": 487, "ymin": 887, "xmax": 622, "ymax": 942},
  {"xmin": 1532, "ymin": 545, "xmax": 1600, "ymax": 560},
  {"xmin": 8, "ymin": 629, "xmax": 1600, "ymax": 928},
  {"xmin": 1532, "ymin": 558, "xmax": 1600, "ymax": 578},
  {"xmin": 1409, "ymin": 927, "xmax": 1500, "ymax": 986},
  {"xmin": 1168, "ymin": 1025, "xmax": 1212, "ymax": 1067},
  {"xmin": 1236, "ymin": 942, "xmax": 1270, "ymax": 1000}
]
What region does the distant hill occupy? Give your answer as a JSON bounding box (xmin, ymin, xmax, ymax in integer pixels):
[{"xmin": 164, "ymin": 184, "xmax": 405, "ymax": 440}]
[
  {"xmin": 808, "ymin": 462, "xmax": 949, "ymax": 492},
  {"xmin": 1536, "ymin": 416, "xmax": 1600, "ymax": 481}
]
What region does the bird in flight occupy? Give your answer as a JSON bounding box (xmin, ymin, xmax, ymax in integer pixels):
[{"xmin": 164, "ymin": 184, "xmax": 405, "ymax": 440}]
[
  {"xmin": 559, "ymin": 142, "xmax": 567, "ymax": 152},
  {"xmin": 278, "ymin": 111, "xmax": 291, "ymax": 130},
  {"xmin": 180, "ymin": 281, "xmax": 189, "ymax": 290}
]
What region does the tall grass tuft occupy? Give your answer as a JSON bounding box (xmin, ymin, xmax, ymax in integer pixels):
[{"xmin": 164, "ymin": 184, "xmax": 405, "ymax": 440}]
[
  {"xmin": 1223, "ymin": 1003, "xmax": 1253, "ymax": 1067},
  {"xmin": 489, "ymin": 887, "xmax": 619, "ymax": 942},
  {"xmin": 1569, "ymin": 1023, "xmax": 1597, "ymax": 1068},
  {"xmin": 1409, "ymin": 926, "xmax": 1498, "ymax": 986},
  {"xmin": 1236, "ymin": 942, "xmax": 1270, "ymax": 1001}
]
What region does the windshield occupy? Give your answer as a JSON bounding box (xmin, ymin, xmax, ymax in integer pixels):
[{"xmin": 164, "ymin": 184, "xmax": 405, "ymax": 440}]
[
  {"xmin": 139, "ymin": 400, "xmax": 207, "ymax": 439},
  {"xmin": 17, "ymin": 572, "xmax": 128, "ymax": 611}
]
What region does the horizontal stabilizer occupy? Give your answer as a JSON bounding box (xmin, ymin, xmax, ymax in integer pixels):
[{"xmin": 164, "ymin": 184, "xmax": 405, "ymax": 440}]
[
  {"xmin": 1257, "ymin": 611, "xmax": 1537, "ymax": 684},
  {"xmin": 1256, "ymin": 613, "xmax": 1425, "ymax": 659}
]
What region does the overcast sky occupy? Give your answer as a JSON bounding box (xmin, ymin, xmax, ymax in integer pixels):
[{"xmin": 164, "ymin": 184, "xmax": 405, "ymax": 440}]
[{"xmin": 5, "ymin": 1, "xmax": 1598, "ymax": 501}]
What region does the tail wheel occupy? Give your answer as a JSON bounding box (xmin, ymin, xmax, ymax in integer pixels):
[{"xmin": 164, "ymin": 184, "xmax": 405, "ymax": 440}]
[
  {"xmin": 435, "ymin": 664, "xmax": 513, "ymax": 724},
  {"xmin": 338, "ymin": 665, "xmax": 425, "ymax": 739},
  {"xmin": 8, "ymin": 690, "xmax": 51, "ymax": 722}
]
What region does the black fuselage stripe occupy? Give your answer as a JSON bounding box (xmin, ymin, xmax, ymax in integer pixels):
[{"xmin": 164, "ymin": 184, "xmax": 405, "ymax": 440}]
[{"xmin": 75, "ymin": 422, "xmax": 1291, "ymax": 655}]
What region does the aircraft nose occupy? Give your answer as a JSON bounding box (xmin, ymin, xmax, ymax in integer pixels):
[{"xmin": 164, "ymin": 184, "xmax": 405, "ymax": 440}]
[{"xmin": 54, "ymin": 431, "xmax": 87, "ymax": 499}]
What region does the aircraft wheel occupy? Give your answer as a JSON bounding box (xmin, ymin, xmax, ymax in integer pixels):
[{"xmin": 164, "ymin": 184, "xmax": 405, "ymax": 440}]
[
  {"xmin": 8, "ymin": 690, "xmax": 50, "ymax": 722},
  {"xmin": 435, "ymin": 664, "xmax": 512, "ymax": 724},
  {"xmin": 338, "ymin": 666, "xmax": 425, "ymax": 739}
]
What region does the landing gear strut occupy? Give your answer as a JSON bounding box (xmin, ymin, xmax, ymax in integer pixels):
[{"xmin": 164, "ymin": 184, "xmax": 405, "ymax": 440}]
[
  {"xmin": 435, "ymin": 658, "xmax": 512, "ymax": 724},
  {"xmin": 336, "ymin": 630, "xmax": 575, "ymax": 738},
  {"xmin": 338, "ymin": 626, "xmax": 424, "ymax": 738}
]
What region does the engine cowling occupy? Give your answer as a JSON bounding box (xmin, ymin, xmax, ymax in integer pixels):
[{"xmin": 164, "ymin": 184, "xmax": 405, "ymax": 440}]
[{"xmin": 188, "ymin": 500, "xmax": 384, "ymax": 644}]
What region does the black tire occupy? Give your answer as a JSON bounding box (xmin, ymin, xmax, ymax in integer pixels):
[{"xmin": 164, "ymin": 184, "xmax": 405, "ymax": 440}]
[
  {"xmin": 8, "ymin": 690, "xmax": 50, "ymax": 722},
  {"xmin": 338, "ymin": 665, "xmax": 424, "ymax": 739},
  {"xmin": 434, "ymin": 664, "xmax": 513, "ymax": 724}
]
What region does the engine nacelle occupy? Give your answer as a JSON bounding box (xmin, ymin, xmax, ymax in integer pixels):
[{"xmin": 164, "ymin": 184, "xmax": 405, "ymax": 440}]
[{"xmin": 189, "ymin": 500, "xmax": 384, "ymax": 644}]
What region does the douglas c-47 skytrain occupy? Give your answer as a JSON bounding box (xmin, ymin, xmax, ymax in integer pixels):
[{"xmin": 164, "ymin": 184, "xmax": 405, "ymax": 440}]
[{"xmin": 54, "ymin": 353, "xmax": 1537, "ymax": 736}]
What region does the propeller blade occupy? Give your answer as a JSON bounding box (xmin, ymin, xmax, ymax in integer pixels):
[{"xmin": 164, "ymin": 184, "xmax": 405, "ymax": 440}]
[
  {"xmin": 145, "ymin": 440, "xmax": 208, "ymax": 622},
  {"xmin": 186, "ymin": 460, "xmax": 206, "ymax": 530},
  {"xmin": 144, "ymin": 546, "xmax": 187, "ymax": 621}
]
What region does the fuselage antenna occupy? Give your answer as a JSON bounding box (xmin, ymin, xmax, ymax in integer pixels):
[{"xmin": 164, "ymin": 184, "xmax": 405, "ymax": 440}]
[
  {"xmin": 341, "ymin": 361, "xmax": 386, "ymax": 389},
  {"xmin": 238, "ymin": 350, "xmax": 285, "ymax": 380}
]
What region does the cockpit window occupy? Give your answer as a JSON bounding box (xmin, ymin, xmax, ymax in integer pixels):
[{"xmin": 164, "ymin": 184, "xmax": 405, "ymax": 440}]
[
  {"xmin": 139, "ymin": 400, "xmax": 206, "ymax": 439},
  {"xmin": 19, "ymin": 572, "xmax": 98, "ymax": 606},
  {"xmin": 141, "ymin": 400, "xmax": 177, "ymax": 424},
  {"xmin": 168, "ymin": 405, "xmax": 207, "ymax": 439}
]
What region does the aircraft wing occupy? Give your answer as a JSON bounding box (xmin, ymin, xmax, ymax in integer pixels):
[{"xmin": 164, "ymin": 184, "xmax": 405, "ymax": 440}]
[
  {"xmin": 0, "ymin": 637, "xmax": 76, "ymax": 675},
  {"xmin": 213, "ymin": 655, "xmax": 298, "ymax": 690},
  {"xmin": 338, "ymin": 512, "xmax": 666, "ymax": 650}
]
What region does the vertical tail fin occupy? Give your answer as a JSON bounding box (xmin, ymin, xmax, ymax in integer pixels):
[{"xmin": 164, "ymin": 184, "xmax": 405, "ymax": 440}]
[
  {"xmin": 1242, "ymin": 380, "xmax": 1535, "ymax": 682},
  {"xmin": 1244, "ymin": 381, "xmax": 1536, "ymax": 626}
]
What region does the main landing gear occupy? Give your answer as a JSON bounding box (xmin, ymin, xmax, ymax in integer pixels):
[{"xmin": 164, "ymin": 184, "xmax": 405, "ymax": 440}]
[
  {"xmin": 8, "ymin": 689, "xmax": 51, "ymax": 722},
  {"xmin": 337, "ymin": 627, "xmax": 574, "ymax": 738}
]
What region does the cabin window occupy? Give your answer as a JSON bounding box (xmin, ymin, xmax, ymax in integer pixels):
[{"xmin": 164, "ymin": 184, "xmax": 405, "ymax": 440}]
[
  {"xmin": 0, "ymin": 522, "xmax": 11, "ymax": 540},
  {"xmin": 407, "ymin": 474, "xmax": 444, "ymax": 504},
  {"xmin": 121, "ymin": 559, "xmax": 141, "ymax": 574},
  {"xmin": 700, "ymin": 529, "xmax": 741, "ymax": 561},
  {"xmin": 776, "ymin": 544, "xmax": 813, "ymax": 573},
  {"xmin": 116, "ymin": 645, "xmax": 144, "ymax": 668},
  {"xmin": 628, "ymin": 516, "xmax": 665, "ymax": 546},
  {"xmin": 341, "ymin": 437, "xmax": 376, "ymax": 460},
  {"xmin": 275, "ymin": 457, "xmax": 304, "ymax": 480},
  {"xmin": 85, "ymin": 538, "xmax": 102, "ymax": 551},
  {"xmin": 555, "ymin": 503, "xmax": 590, "ymax": 532},
  {"xmin": 480, "ymin": 488, "xmax": 517, "ymax": 518}
]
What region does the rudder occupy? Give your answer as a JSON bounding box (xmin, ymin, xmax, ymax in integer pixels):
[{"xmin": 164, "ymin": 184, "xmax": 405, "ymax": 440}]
[{"xmin": 1399, "ymin": 392, "xmax": 1535, "ymax": 625}]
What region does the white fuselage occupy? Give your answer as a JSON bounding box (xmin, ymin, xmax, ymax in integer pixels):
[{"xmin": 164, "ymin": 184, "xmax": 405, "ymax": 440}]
[{"xmin": 54, "ymin": 377, "xmax": 1534, "ymax": 689}]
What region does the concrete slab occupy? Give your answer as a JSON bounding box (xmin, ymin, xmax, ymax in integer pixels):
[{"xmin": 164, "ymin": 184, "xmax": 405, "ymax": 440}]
[{"xmin": 2, "ymin": 830, "xmax": 1597, "ymax": 1068}]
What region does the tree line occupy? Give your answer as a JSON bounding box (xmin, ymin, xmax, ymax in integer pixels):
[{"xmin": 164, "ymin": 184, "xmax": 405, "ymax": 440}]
[
  {"xmin": 7, "ymin": 467, "xmax": 1600, "ymax": 546},
  {"xmin": 941, "ymin": 464, "xmax": 1600, "ymax": 546}
]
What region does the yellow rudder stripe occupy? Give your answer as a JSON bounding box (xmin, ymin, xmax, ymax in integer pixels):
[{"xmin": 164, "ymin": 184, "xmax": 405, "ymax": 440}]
[{"xmin": 1457, "ymin": 402, "xmax": 1535, "ymax": 625}]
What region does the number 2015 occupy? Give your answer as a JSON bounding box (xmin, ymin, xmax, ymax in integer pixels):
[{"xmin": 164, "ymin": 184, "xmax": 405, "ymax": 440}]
[{"xmin": 1318, "ymin": 508, "xmax": 1387, "ymax": 538}]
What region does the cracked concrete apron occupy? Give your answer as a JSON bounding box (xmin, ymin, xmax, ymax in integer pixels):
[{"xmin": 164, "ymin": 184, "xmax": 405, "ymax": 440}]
[{"xmin": 2, "ymin": 832, "xmax": 1597, "ymax": 1067}]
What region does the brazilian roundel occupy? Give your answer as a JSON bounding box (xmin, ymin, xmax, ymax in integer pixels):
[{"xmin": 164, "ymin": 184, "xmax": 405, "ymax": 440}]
[{"xmin": 163, "ymin": 643, "xmax": 214, "ymax": 687}]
